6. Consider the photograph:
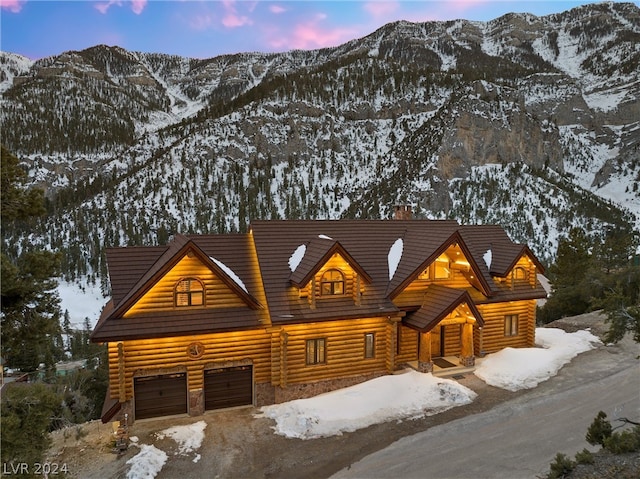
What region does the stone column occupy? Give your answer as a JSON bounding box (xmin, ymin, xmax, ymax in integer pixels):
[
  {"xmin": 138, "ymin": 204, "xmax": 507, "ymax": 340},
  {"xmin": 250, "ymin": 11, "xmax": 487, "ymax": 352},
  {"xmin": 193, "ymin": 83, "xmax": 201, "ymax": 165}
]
[
  {"xmin": 460, "ymin": 322, "xmax": 475, "ymax": 367},
  {"xmin": 418, "ymin": 331, "xmax": 433, "ymax": 373}
]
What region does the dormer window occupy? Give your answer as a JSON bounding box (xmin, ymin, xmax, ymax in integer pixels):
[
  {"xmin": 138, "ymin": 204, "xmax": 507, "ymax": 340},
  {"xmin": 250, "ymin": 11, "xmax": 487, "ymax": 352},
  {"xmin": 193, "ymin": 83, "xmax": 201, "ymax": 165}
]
[
  {"xmin": 513, "ymin": 267, "xmax": 527, "ymax": 280},
  {"xmin": 175, "ymin": 278, "xmax": 204, "ymax": 307},
  {"xmin": 320, "ymin": 269, "xmax": 345, "ymax": 295}
]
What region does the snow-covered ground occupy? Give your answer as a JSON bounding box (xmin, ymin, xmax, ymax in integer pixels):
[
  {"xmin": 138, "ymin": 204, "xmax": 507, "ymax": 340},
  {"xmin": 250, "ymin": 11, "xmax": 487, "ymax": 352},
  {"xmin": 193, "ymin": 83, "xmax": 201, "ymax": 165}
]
[{"xmin": 123, "ymin": 327, "xmax": 600, "ymax": 478}]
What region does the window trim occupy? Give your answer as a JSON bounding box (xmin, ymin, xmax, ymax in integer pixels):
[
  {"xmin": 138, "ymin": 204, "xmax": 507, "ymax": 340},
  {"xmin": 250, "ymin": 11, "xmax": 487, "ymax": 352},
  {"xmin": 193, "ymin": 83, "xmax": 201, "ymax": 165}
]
[
  {"xmin": 513, "ymin": 267, "xmax": 527, "ymax": 280},
  {"xmin": 174, "ymin": 277, "xmax": 205, "ymax": 307},
  {"xmin": 320, "ymin": 268, "xmax": 346, "ymax": 296},
  {"xmin": 364, "ymin": 333, "xmax": 375, "ymax": 359},
  {"xmin": 504, "ymin": 314, "xmax": 519, "ymax": 337},
  {"xmin": 305, "ymin": 338, "xmax": 327, "ymax": 365}
]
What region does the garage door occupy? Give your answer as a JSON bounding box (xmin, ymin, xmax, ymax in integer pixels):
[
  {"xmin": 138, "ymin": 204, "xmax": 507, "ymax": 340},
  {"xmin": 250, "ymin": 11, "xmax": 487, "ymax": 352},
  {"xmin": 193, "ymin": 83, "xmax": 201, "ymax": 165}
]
[
  {"xmin": 134, "ymin": 373, "xmax": 188, "ymax": 420},
  {"xmin": 204, "ymin": 366, "xmax": 253, "ymax": 410}
]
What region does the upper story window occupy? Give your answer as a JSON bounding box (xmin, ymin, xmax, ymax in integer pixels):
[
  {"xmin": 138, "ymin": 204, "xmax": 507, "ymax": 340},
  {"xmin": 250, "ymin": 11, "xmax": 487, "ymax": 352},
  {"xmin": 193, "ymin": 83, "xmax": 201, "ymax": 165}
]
[
  {"xmin": 175, "ymin": 278, "xmax": 204, "ymax": 307},
  {"xmin": 434, "ymin": 255, "xmax": 451, "ymax": 280},
  {"xmin": 320, "ymin": 269, "xmax": 345, "ymax": 296},
  {"xmin": 513, "ymin": 267, "xmax": 527, "ymax": 280}
]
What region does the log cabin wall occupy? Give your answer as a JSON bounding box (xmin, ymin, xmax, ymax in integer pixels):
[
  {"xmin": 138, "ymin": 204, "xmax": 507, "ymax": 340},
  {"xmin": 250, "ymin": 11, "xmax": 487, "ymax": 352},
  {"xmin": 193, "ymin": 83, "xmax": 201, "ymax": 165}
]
[
  {"xmin": 124, "ymin": 254, "xmax": 246, "ymax": 317},
  {"xmin": 270, "ymin": 317, "xmax": 392, "ymax": 387},
  {"xmin": 474, "ymin": 300, "xmax": 536, "ymax": 354},
  {"xmin": 107, "ymin": 329, "xmax": 271, "ymax": 402},
  {"xmin": 443, "ymin": 323, "xmax": 462, "ymax": 355},
  {"xmin": 395, "ymin": 325, "xmax": 419, "ymax": 365}
]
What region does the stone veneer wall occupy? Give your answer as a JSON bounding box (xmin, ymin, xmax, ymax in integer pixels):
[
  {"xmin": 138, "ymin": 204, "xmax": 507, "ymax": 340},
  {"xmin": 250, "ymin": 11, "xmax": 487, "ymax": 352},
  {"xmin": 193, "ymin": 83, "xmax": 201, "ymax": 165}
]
[{"xmin": 273, "ymin": 372, "xmax": 386, "ymax": 404}]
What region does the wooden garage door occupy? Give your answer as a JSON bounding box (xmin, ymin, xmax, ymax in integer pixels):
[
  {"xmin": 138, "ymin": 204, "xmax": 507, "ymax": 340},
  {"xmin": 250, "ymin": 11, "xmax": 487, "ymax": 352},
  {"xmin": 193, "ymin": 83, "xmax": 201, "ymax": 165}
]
[
  {"xmin": 204, "ymin": 366, "xmax": 253, "ymax": 410},
  {"xmin": 134, "ymin": 373, "xmax": 188, "ymax": 420}
]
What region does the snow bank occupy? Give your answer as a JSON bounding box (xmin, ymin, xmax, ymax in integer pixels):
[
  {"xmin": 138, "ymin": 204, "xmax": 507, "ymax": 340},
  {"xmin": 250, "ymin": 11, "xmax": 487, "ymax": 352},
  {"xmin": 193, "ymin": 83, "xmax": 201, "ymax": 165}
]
[
  {"xmin": 126, "ymin": 445, "xmax": 167, "ymax": 479},
  {"xmin": 474, "ymin": 328, "xmax": 601, "ymax": 391},
  {"xmin": 156, "ymin": 420, "xmax": 207, "ymax": 456},
  {"xmin": 258, "ymin": 370, "xmax": 476, "ymax": 439}
]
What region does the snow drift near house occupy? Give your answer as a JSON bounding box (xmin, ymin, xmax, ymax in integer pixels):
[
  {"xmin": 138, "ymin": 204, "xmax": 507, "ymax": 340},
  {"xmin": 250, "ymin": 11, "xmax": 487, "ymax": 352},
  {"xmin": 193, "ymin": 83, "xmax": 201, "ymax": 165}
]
[
  {"xmin": 258, "ymin": 371, "xmax": 477, "ymax": 440},
  {"xmin": 474, "ymin": 328, "xmax": 601, "ymax": 391},
  {"xmin": 126, "ymin": 444, "xmax": 167, "ymax": 479},
  {"xmin": 155, "ymin": 420, "xmax": 207, "ymax": 456}
]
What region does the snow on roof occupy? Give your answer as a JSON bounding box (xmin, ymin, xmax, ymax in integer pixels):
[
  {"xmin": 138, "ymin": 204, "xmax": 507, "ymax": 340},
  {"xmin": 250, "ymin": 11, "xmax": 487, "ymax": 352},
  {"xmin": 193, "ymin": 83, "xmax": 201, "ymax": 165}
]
[
  {"xmin": 318, "ymin": 234, "xmax": 333, "ymax": 240},
  {"xmin": 388, "ymin": 238, "xmax": 404, "ymax": 281},
  {"xmin": 210, "ymin": 257, "xmax": 248, "ymax": 293},
  {"xmin": 288, "ymin": 244, "xmax": 306, "ymax": 272},
  {"xmin": 483, "ymin": 248, "xmax": 492, "ymax": 269}
]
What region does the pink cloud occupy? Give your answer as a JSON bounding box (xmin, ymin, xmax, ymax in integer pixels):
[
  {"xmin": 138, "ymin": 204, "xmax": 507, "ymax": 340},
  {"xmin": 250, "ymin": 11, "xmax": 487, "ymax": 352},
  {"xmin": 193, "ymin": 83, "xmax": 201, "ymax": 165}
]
[
  {"xmin": 269, "ymin": 5, "xmax": 287, "ymax": 15},
  {"xmin": 94, "ymin": 0, "xmax": 147, "ymax": 15},
  {"xmin": 0, "ymin": 0, "xmax": 25, "ymax": 13},
  {"xmin": 221, "ymin": 0, "xmax": 253, "ymax": 28},
  {"xmin": 272, "ymin": 14, "xmax": 359, "ymax": 51},
  {"xmin": 363, "ymin": 1, "xmax": 399, "ymax": 18}
]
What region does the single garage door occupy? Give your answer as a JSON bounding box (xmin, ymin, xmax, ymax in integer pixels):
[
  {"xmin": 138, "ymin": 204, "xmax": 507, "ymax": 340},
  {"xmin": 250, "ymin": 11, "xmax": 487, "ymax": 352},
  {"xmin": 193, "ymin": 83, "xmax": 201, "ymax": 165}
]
[
  {"xmin": 204, "ymin": 365, "xmax": 253, "ymax": 410},
  {"xmin": 134, "ymin": 373, "xmax": 188, "ymax": 420}
]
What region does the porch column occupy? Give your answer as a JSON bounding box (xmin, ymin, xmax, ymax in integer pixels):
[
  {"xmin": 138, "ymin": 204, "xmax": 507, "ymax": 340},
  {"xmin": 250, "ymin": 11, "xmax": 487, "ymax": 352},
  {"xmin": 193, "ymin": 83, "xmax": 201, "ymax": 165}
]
[
  {"xmin": 460, "ymin": 322, "xmax": 475, "ymax": 367},
  {"xmin": 418, "ymin": 331, "xmax": 433, "ymax": 373}
]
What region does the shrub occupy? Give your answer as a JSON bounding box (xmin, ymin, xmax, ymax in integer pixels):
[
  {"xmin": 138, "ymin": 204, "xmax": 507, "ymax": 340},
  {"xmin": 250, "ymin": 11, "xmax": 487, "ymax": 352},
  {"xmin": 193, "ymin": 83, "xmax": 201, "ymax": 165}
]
[
  {"xmin": 586, "ymin": 411, "xmax": 612, "ymax": 446},
  {"xmin": 574, "ymin": 448, "xmax": 594, "ymax": 464},
  {"xmin": 547, "ymin": 452, "xmax": 575, "ymax": 479},
  {"xmin": 603, "ymin": 426, "xmax": 640, "ymax": 454}
]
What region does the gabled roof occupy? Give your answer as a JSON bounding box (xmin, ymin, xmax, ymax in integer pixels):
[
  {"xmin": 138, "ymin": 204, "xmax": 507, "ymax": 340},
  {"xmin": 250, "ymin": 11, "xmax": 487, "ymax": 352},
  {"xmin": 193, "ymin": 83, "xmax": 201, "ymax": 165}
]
[
  {"xmin": 458, "ymin": 225, "xmax": 546, "ymax": 277},
  {"xmin": 92, "ymin": 234, "xmax": 268, "ymax": 342},
  {"xmin": 289, "ymin": 238, "xmax": 372, "ymax": 288},
  {"xmin": 403, "ymin": 285, "xmax": 484, "ymax": 332}
]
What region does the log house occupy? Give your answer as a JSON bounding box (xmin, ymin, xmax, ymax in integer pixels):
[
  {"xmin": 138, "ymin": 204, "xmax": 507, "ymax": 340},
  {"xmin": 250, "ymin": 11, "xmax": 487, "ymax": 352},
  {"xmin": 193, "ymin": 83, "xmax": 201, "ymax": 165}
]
[{"xmin": 92, "ymin": 217, "xmax": 547, "ymax": 422}]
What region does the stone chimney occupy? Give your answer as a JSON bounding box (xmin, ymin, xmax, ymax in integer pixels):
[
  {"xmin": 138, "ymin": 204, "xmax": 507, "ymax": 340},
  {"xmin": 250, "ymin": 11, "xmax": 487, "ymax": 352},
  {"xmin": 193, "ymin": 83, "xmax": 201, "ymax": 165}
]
[{"xmin": 393, "ymin": 205, "xmax": 412, "ymax": 220}]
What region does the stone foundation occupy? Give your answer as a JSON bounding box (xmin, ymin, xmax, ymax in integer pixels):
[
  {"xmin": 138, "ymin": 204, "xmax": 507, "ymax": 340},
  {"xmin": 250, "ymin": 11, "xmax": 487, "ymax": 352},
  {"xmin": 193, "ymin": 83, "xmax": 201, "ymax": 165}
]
[
  {"xmin": 255, "ymin": 382, "xmax": 276, "ymax": 407},
  {"xmin": 460, "ymin": 356, "xmax": 475, "ymax": 367},
  {"xmin": 417, "ymin": 361, "xmax": 434, "ymax": 373},
  {"xmin": 189, "ymin": 389, "xmax": 205, "ymax": 416},
  {"xmin": 273, "ymin": 372, "xmax": 385, "ymax": 404}
]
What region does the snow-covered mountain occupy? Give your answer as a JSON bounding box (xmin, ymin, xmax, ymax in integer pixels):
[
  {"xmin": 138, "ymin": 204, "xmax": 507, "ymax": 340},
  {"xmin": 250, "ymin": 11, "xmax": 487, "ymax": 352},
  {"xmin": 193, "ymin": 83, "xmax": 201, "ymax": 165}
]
[{"xmin": 1, "ymin": 2, "xmax": 638, "ymax": 294}]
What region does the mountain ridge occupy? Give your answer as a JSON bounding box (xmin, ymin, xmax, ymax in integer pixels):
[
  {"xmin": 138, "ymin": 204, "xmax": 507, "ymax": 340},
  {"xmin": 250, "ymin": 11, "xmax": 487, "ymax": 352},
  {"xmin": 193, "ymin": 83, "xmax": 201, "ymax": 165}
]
[{"xmin": 1, "ymin": 1, "xmax": 638, "ymax": 292}]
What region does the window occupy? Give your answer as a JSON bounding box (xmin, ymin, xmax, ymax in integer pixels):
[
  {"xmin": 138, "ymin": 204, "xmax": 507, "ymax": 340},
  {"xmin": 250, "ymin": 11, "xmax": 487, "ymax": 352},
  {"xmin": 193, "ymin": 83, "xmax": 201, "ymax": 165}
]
[
  {"xmin": 320, "ymin": 269, "xmax": 345, "ymax": 296},
  {"xmin": 306, "ymin": 338, "xmax": 326, "ymax": 365},
  {"xmin": 364, "ymin": 333, "xmax": 375, "ymax": 358},
  {"xmin": 504, "ymin": 315, "xmax": 519, "ymax": 336},
  {"xmin": 513, "ymin": 267, "xmax": 527, "ymax": 280},
  {"xmin": 175, "ymin": 278, "xmax": 204, "ymax": 307},
  {"xmin": 434, "ymin": 254, "xmax": 451, "ymax": 279}
]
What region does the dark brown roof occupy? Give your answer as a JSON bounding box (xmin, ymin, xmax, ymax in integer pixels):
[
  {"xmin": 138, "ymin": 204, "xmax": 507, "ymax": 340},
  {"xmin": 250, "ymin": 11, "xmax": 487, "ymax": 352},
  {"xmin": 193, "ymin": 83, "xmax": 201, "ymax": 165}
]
[
  {"xmin": 403, "ymin": 285, "xmax": 484, "ymax": 332},
  {"xmin": 94, "ymin": 219, "xmax": 547, "ymax": 342},
  {"xmin": 92, "ymin": 233, "xmax": 269, "ymax": 342}
]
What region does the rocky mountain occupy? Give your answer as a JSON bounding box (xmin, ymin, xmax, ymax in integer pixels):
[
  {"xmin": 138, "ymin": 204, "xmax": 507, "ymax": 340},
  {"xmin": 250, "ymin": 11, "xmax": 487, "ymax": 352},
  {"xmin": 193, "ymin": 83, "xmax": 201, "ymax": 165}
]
[{"xmin": 1, "ymin": 2, "xmax": 639, "ymax": 292}]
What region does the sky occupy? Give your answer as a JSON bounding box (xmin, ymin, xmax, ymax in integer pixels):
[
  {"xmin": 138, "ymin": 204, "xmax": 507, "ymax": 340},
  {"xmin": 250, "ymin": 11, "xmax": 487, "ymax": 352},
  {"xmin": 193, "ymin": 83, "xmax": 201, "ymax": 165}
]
[
  {"xmin": 121, "ymin": 327, "xmax": 601, "ymax": 478},
  {"xmin": 2, "ymin": 0, "xmax": 637, "ymax": 60}
]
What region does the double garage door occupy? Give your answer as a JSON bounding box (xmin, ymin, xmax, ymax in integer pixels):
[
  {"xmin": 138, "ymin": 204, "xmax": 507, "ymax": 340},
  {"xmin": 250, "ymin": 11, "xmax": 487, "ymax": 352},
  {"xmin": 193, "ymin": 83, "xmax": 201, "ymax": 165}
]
[{"xmin": 134, "ymin": 366, "xmax": 253, "ymax": 420}]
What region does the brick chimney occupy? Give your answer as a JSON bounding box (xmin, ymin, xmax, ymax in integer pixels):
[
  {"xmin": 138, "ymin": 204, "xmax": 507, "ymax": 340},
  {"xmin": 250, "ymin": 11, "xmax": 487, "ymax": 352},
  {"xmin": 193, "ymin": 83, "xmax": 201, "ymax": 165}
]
[{"xmin": 393, "ymin": 205, "xmax": 412, "ymax": 220}]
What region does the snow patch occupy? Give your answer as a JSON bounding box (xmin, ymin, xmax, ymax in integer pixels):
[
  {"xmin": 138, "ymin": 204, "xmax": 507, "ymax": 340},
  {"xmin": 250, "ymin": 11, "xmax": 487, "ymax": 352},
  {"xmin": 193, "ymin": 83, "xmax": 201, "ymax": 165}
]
[
  {"xmin": 156, "ymin": 421, "xmax": 207, "ymax": 456},
  {"xmin": 126, "ymin": 444, "xmax": 167, "ymax": 479},
  {"xmin": 289, "ymin": 244, "xmax": 306, "ymax": 272},
  {"xmin": 474, "ymin": 328, "xmax": 601, "ymax": 391},
  {"xmin": 210, "ymin": 257, "xmax": 248, "ymax": 293},
  {"xmin": 483, "ymin": 248, "xmax": 492, "ymax": 269},
  {"xmin": 388, "ymin": 238, "xmax": 403, "ymax": 280}
]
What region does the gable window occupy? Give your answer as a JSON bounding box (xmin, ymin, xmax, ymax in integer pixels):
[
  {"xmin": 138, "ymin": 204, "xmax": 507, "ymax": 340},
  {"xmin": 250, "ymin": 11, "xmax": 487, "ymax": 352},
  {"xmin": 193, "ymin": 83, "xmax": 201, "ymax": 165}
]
[
  {"xmin": 364, "ymin": 333, "xmax": 375, "ymax": 359},
  {"xmin": 306, "ymin": 338, "xmax": 326, "ymax": 365},
  {"xmin": 434, "ymin": 254, "xmax": 451, "ymax": 280},
  {"xmin": 175, "ymin": 278, "xmax": 204, "ymax": 307},
  {"xmin": 504, "ymin": 314, "xmax": 519, "ymax": 336},
  {"xmin": 513, "ymin": 267, "xmax": 527, "ymax": 280},
  {"xmin": 320, "ymin": 269, "xmax": 345, "ymax": 296}
]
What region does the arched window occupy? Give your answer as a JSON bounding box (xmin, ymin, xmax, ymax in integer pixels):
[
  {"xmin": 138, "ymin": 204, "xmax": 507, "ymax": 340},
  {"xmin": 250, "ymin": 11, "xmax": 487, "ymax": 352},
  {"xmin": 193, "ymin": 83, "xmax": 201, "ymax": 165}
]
[
  {"xmin": 175, "ymin": 278, "xmax": 204, "ymax": 307},
  {"xmin": 320, "ymin": 269, "xmax": 345, "ymax": 296},
  {"xmin": 513, "ymin": 267, "xmax": 527, "ymax": 280}
]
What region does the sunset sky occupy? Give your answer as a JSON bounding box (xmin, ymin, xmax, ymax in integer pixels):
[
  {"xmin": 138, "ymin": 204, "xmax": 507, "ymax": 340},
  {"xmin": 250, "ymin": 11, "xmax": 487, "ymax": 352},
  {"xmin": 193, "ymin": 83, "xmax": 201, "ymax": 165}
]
[{"xmin": 2, "ymin": 1, "xmax": 636, "ymax": 60}]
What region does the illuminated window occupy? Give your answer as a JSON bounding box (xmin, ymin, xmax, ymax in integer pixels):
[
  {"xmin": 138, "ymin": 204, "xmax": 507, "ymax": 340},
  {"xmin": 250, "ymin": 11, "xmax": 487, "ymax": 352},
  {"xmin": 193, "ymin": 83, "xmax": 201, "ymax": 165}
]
[
  {"xmin": 320, "ymin": 269, "xmax": 345, "ymax": 295},
  {"xmin": 364, "ymin": 333, "xmax": 375, "ymax": 358},
  {"xmin": 434, "ymin": 254, "xmax": 451, "ymax": 280},
  {"xmin": 513, "ymin": 267, "xmax": 527, "ymax": 280},
  {"xmin": 306, "ymin": 338, "xmax": 326, "ymax": 365},
  {"xmin": 504, "ymin": 315, "xmax": 519, "ymax": 336},
  {"xmin": 175, "ymin": 278, "xmax": 204, "ymax": 307}
]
